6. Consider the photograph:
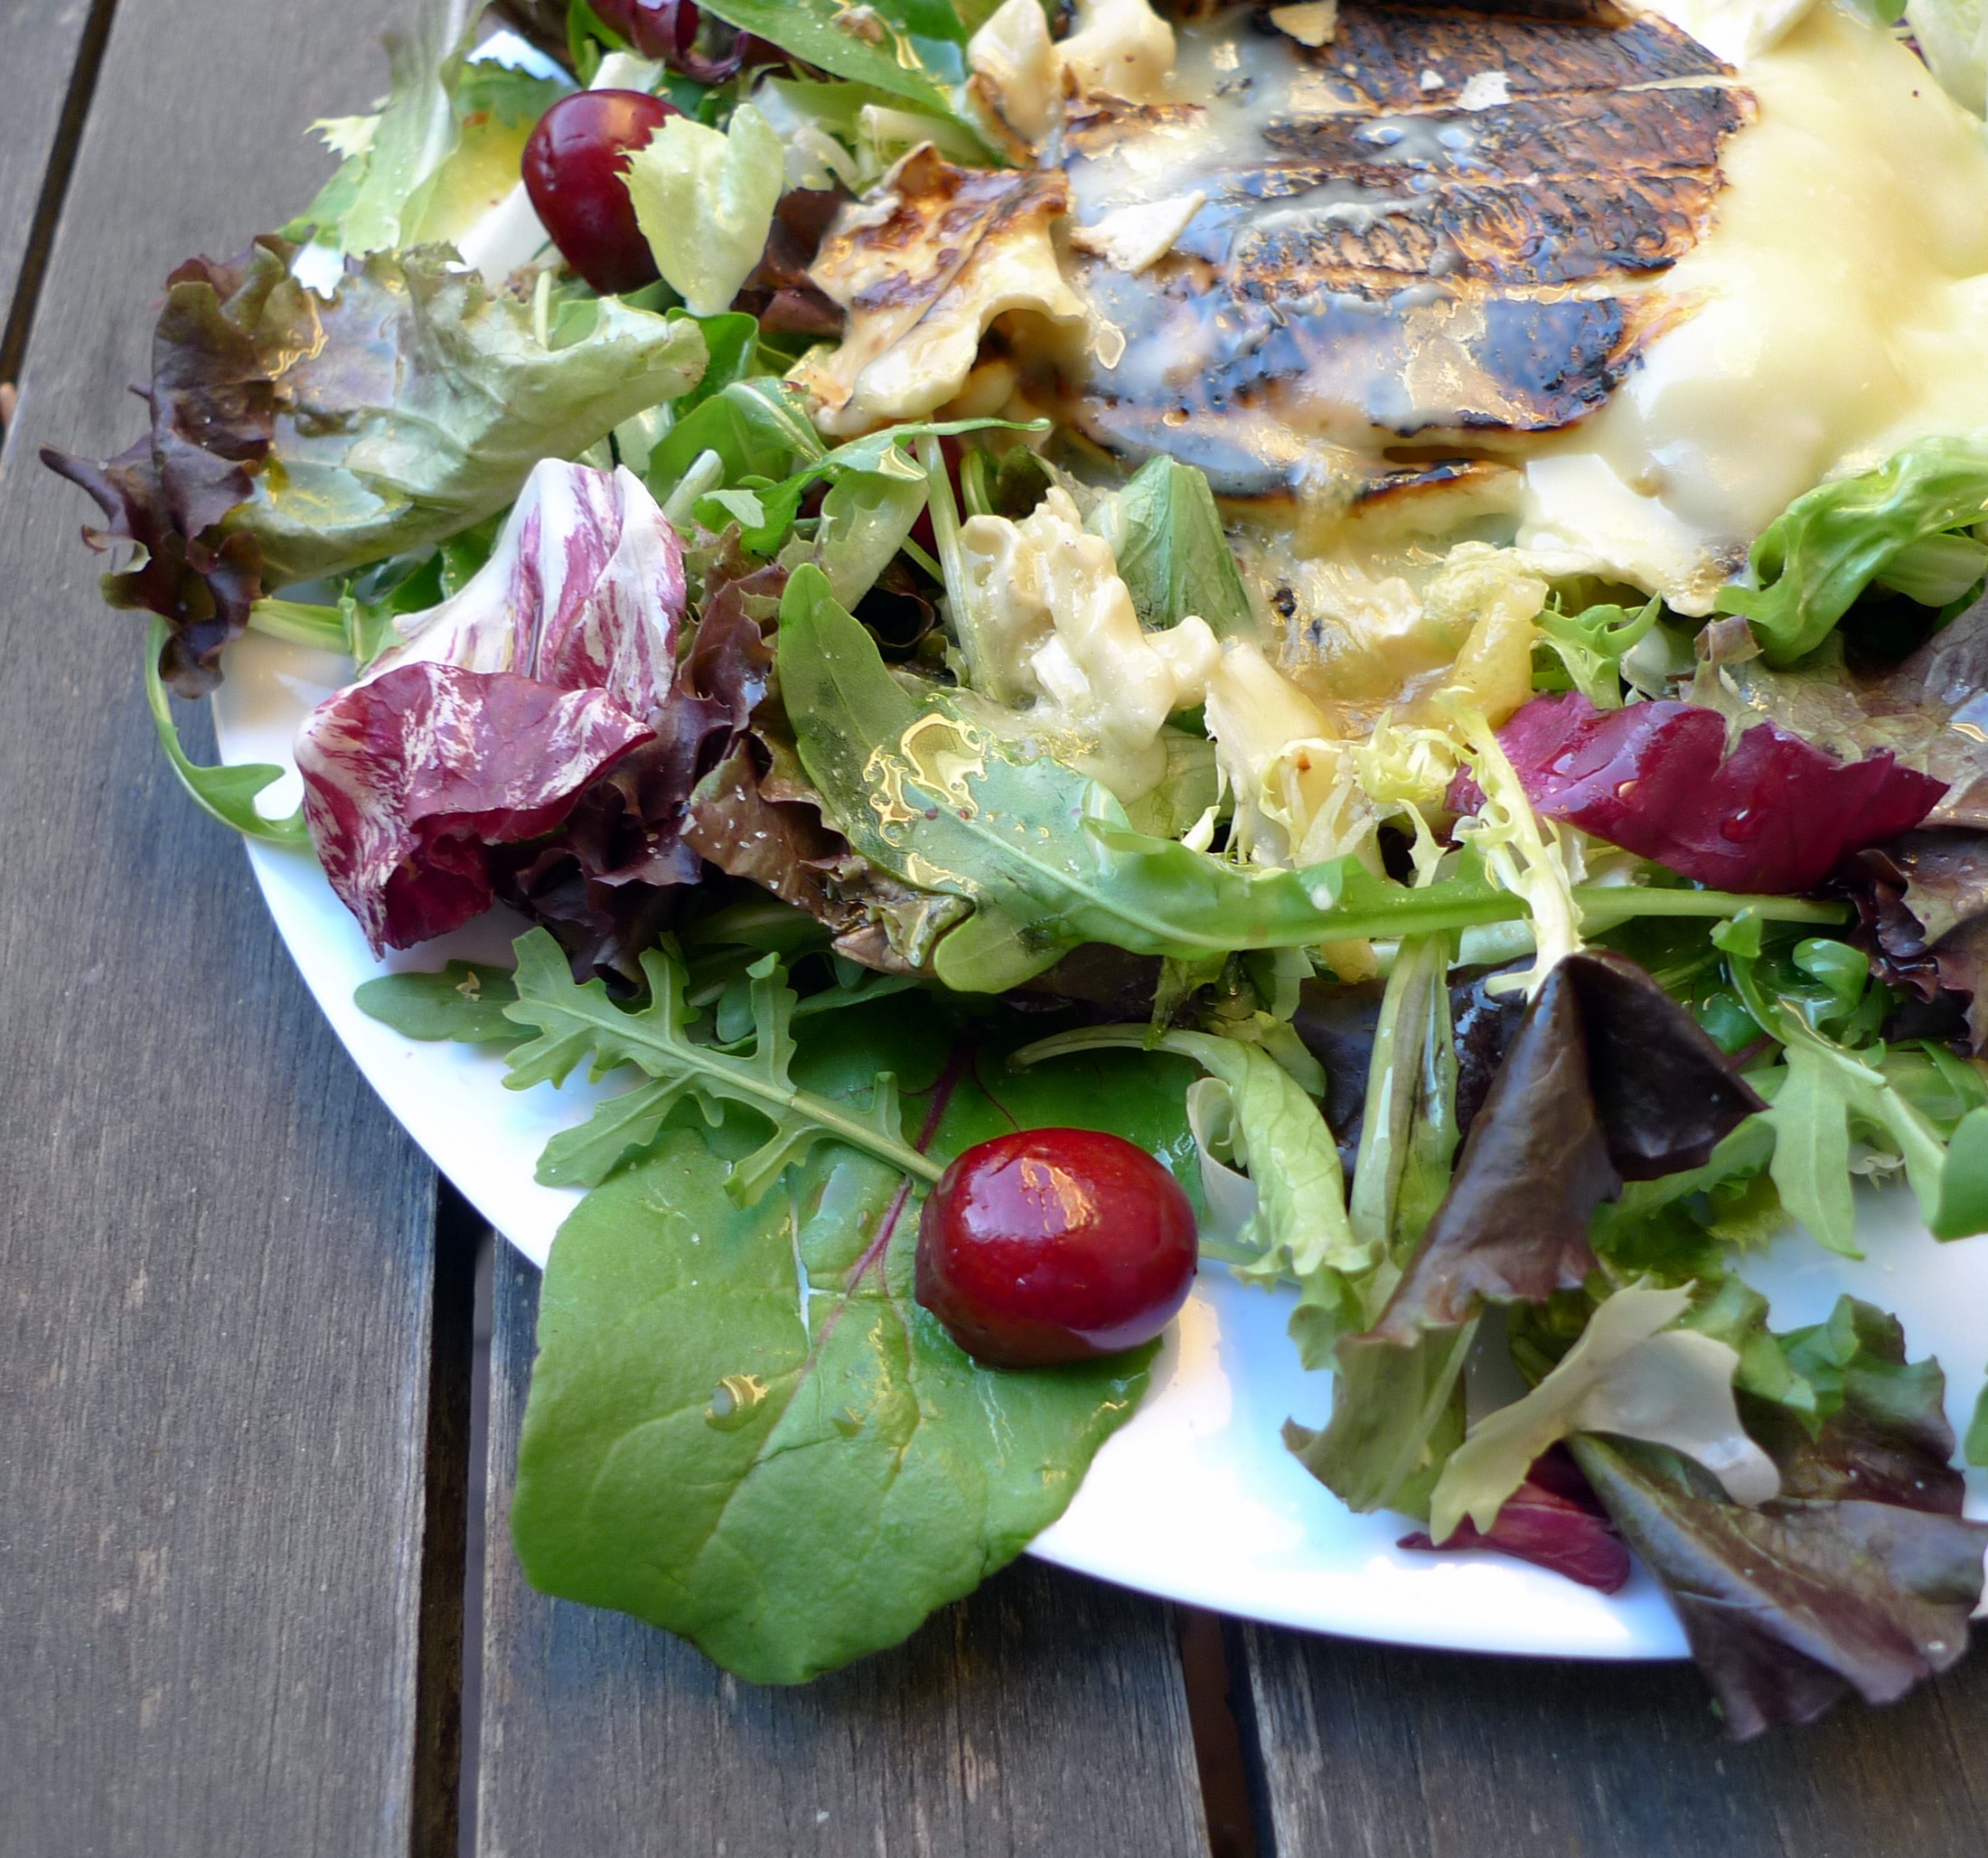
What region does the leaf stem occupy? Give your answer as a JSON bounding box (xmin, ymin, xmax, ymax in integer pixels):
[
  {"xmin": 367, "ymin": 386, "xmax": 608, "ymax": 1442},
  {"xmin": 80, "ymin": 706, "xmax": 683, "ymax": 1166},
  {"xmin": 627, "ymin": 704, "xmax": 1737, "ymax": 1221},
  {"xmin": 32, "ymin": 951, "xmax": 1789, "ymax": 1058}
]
[{"xmin": 248, "ymin": 597, "xmax": 351, "ymax": 653}]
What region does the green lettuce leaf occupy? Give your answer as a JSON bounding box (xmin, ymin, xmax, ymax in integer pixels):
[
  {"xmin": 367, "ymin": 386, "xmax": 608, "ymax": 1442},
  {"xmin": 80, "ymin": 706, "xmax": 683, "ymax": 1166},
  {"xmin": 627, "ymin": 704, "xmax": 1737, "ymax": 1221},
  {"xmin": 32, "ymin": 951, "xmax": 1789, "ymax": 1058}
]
[
  {"xmin": 290, "ymin": 0, "xmax": 512, "ymax": 258},
  {"xmin": 1718, "ymin": 436, "xmax": 1988, "ymax": 667},
  {"xmin": 1429, "ymin": 1281, "xmax": 1777, "ymax": 1544},
  {"xmin": 1016, "ymin": 1023, "xmax": 1375, "ymax": 1342},
  {"xmin": 624, "ymin": 104, "xmax": 786, "ymax": 319},
  {"xmin": 240, "ymin": 249, "xmax": 708, "ymax": 588}
]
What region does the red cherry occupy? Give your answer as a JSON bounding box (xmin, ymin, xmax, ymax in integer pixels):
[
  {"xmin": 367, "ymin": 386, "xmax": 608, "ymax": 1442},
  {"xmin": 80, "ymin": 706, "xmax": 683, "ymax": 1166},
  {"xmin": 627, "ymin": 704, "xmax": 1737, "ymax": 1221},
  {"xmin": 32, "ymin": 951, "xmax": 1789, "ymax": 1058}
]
[
  {"xmin": 915, "ymin": 1131, "xmax": 1198, "ymax": 1368},
  {"xmin": 521, "ymin": 89, "xmax": 679, "ymax": 296}
]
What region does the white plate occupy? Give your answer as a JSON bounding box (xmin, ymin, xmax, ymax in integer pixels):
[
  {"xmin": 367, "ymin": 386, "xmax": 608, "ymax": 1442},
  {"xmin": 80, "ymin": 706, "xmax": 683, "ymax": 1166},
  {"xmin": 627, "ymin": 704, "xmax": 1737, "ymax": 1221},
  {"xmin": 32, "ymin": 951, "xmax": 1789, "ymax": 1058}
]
[{"xmin": 213, "ymin": 628, "xmax": 1988, "ymax": 1660}]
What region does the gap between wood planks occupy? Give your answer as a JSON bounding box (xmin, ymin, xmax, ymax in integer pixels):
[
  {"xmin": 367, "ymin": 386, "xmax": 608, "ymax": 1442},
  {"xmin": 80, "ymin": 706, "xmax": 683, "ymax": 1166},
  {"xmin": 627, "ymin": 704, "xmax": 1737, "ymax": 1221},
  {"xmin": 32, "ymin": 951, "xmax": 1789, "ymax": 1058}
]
[{"xmin": 0, "ymin": 0, "xmax": 120, "ymax": 447}]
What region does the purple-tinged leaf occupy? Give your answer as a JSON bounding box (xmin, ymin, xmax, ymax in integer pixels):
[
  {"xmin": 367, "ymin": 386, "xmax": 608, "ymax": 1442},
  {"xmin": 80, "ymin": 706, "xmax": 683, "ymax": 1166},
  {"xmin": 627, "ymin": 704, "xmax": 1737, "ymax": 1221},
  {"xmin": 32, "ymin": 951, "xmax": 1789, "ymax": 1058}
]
[
  {"xmin": 1571, "ymin": 1300, "xmax": 1986, "ymax": 1738},
  {"xmin": 1449, "ymin": 692, "xmax": 1946, "ymax": 894},
  {"xmin": 298, "ymin": 665, "xmax": 654, "ymax": 951},
  {"xmin": 1400, "ymin": 1477, "xmax": 1631, "ymax": 1593},
  {"xmin": 296, "ymin": 460, "xmax": 687, "ymax": 954}
]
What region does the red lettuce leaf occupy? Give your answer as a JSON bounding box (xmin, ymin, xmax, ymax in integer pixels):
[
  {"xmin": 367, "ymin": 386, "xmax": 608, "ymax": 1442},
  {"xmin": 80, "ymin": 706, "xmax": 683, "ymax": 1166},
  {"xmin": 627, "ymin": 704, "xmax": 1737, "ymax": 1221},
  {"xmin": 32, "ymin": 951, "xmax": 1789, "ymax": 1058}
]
[
  {"xmin": 1851, "ymin": 830, "xmax": 1988, "ymax": 1049},
  {"xmin": 1375, "ymin": 952, "xmax": 1762, "ymax": 1340},
  {"xmin": 1400, "ymin": 1477, "xmax": 1632, "ymax": 1593},
  {"xmin": 42, "ymin": 239, "xmax": 298, "ymax": 695},
  {"xmin": 1376, "ymin": 962, "xmax": 1617, "ymax": 1338},
  {"xmin": 1449, "ymin": 691, "xmax": 1946, "ymax": 893},
  {"xmin": 1572, "ymin": 1298, "xmax": 1987, "ymax": 1739}
]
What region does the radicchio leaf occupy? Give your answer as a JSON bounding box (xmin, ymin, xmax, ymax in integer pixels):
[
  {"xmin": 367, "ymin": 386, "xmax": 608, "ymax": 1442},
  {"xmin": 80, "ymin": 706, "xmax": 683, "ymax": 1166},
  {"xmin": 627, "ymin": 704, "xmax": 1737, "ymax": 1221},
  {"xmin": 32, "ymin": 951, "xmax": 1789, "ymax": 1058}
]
[
  {"xmin": 299, "ymin": 667, "xmax": 653, "ymax": 951},
  {"xmin": 296, "ymin": 460, "xmax": 686, "ymax": 953},
  {"xmin": 1449, "ymin": 692, "xmax": 1946, "ymax": 895}
]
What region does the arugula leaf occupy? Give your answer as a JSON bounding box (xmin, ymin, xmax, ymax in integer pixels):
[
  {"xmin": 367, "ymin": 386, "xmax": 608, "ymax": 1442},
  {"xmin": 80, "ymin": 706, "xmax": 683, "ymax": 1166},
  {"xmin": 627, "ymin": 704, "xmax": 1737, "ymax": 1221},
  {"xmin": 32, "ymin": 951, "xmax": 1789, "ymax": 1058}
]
[
  {"xmin": 1717, "ymin": 435, "xmax": 1988, "ymax": 666},
  {"xmin": 647, "ymin": 377, "xmax": 822, "ymax": 502},
  {"xmin": 696, "ymin": 0, "xmax": 984, "ymax": 127},
  {"xmin": 499, "ymin": 928, "xmax": 938, "ymax": 1197},
  {"xmin": 1092, "ymin": 455, "xmax": 1255, "ymax": 638},
  {"xmin": 353, "ymin": 961, "xmax": 521, "ymax": 1043},
  {"xmin": 143, "ymin": 619, "xmax": 307, "ymax": 847},
  {"xmin": 780, "ymin": 567, "xmax": 1544, "ymax": 989},
  {"xmin": 509, "ymin": 994, "xmax": 1198, "ymax": 1682}
]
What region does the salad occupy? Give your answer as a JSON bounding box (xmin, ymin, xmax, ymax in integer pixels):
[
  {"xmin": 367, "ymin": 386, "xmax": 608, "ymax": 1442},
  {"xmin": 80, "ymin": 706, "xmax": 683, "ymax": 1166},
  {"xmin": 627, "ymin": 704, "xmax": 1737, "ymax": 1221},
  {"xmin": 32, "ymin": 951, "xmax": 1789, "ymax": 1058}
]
[{"xmin": 45, "ymin": 0, "xmax": 1988, "ymax": 1731}]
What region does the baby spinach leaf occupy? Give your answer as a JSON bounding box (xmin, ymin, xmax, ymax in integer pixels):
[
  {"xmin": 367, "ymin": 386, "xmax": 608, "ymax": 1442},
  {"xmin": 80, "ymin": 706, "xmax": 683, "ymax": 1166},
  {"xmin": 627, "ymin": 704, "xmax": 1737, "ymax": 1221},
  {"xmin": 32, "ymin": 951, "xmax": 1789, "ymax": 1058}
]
[
  {"xmin": 354, "ymin": 960, "xmax": 520, "ymax": 1043},
  {"xmin": 509, "ymin": 999, "xmax": 1197, "ymax": 1683},
  {"xmin": 511, "ymin": 1118, "xmax": 1149, "ymax": 1683}
]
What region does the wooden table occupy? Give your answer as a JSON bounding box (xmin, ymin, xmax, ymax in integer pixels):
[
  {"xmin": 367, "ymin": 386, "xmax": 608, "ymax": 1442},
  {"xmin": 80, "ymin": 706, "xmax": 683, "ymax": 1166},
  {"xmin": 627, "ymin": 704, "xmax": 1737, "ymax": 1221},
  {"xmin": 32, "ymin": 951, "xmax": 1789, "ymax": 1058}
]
[{"xmin": 5, "ymin": 5, "xmax": 1988, "ymax": 1853}]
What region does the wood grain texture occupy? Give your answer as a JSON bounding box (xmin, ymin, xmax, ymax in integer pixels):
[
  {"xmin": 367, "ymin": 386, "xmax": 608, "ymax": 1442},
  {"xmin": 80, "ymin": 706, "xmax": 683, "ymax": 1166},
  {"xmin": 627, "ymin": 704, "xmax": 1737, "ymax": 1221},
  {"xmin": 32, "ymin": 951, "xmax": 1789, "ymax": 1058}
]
[
  {"xmin": 0, "ymin": 2, "xmax": 444, "ymax": 1853},
  {"xmin": 475, "ymin": 1244, "xmax": 1214, "ymax": 1858},
  {"xmin": 1238, "ymin": 1620, "xmax": 1988, "ymax": 1858},
  {"xmin": 0, "ymin": 0, "xmax": 98, "ymax": 352}
]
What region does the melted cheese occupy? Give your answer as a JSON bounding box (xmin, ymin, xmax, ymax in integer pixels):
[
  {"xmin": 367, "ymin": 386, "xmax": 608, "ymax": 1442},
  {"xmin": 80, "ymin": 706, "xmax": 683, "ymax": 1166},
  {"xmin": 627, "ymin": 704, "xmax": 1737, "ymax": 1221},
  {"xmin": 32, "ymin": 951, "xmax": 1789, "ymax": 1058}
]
[{"xmin": 1521, "ymin": 1, "xmax": 1988, "ymax": 611}]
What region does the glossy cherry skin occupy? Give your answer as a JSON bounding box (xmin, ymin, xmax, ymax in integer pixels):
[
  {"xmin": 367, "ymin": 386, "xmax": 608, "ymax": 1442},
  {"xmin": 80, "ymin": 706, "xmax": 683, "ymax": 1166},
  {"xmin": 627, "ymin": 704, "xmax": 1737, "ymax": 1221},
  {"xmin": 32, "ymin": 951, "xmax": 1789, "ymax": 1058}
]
[
  {"xmin": 915, "ymin": 1131, "xmax": 1198, "ymax": 1368},
  {"xmin": 521, "ymin": 89, "xmax": 678, "ymax": 296}
]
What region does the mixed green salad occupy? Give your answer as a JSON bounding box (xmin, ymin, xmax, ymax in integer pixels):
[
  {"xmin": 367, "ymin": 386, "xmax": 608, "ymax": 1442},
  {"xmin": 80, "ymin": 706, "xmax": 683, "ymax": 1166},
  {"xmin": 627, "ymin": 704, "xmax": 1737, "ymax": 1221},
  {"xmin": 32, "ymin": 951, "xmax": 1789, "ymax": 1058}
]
[{"xmin": 47, "ymin": 0, "xmax": 1988, "ymax": 1731}]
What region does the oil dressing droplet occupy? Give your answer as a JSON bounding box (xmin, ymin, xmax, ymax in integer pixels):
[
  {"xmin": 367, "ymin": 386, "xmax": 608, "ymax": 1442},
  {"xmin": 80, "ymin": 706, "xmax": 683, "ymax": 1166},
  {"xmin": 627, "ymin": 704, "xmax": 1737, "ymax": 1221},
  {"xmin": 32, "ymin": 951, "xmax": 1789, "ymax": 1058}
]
[{"xmin": 706, "ymin": 1373, "xmax": 769, "ymax": 1431}]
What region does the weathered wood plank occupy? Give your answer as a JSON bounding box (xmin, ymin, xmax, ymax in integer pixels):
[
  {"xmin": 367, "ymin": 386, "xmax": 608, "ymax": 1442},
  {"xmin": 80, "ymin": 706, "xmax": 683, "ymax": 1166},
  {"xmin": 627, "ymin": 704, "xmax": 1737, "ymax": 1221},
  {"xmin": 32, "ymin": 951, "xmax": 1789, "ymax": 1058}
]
[
  {"xmin": 474, "ymin": 1244, "xmax": 1214, "ymax": 1858},
  {"xmin": 0, "ymin": 0, "xmax": 101, "ymax": 372},
  {"xmin": 1238, "ymin": 1620, "xmax": 1988, "ymax": 1858},
  {"xmin": 0, "ymin": 2, "xmax": 447, "ymax": 1853}
]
